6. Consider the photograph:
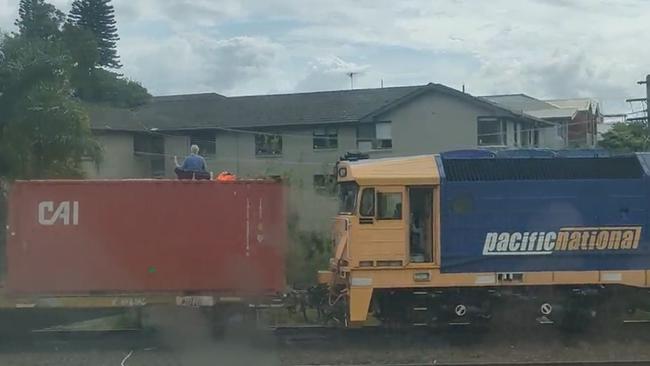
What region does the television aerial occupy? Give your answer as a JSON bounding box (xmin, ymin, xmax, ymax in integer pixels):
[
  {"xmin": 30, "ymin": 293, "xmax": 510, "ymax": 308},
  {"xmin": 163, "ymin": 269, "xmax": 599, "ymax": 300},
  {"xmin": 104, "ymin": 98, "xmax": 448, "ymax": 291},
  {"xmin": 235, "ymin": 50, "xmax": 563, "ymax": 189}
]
[{"xmin": 347, "ymin": 70, "xmax": 365, "ymax": 90}]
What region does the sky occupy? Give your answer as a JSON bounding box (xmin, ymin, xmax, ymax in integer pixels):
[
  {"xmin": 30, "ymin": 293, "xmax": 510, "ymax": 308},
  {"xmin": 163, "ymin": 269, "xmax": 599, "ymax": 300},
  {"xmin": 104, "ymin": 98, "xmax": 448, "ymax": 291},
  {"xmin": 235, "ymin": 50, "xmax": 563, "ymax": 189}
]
[{"xmin": 1, "ymin": 0, "xmax": 649, "ymax": 114}]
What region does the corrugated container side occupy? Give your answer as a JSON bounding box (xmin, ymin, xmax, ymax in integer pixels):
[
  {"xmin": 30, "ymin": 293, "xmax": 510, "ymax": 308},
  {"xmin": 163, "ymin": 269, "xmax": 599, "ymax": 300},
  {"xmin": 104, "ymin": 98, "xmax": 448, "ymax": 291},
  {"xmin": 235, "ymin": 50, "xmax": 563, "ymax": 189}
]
[{"xmin": 6, "ymin": 180, "xmax": 286, "ymax": 295}]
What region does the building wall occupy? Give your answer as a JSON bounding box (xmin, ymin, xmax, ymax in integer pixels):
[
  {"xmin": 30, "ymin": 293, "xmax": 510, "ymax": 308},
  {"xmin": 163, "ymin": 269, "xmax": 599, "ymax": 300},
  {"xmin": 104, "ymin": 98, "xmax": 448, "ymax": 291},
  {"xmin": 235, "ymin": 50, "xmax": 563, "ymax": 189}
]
[
  {"xmin": 164, "ymin": 135, "xmax": 190, "ymax": 177},
  {"xmin": 376, "ymin": 91, "xmax": 542, "ymax": 157},
  {"xmin": 82, "ymin": 132, "xmax": 151, "ymax": 178},
  {"xmin": 85, "ymin": 91, "xmax": 559, "ymax": 230},
  {"xmin": 209, "ymin": 127, "xmax": 357, "ymax": 231}
]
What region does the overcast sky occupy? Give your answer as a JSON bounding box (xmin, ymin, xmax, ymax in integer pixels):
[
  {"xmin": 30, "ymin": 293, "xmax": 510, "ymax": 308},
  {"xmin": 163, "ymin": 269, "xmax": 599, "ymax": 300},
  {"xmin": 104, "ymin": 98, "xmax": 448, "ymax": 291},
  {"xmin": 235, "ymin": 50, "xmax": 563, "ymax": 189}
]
[{"xmin": 1, "ymin": 0, "xmax": 649, "ymax": 113}]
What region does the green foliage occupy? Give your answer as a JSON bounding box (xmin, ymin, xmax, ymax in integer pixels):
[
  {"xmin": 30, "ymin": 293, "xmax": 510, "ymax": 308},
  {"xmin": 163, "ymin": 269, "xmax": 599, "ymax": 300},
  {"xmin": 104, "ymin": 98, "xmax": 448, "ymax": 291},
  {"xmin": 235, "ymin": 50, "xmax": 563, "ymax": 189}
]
[
  {"xmin": 15, "ymin": 0, "xmax": 65, "ymax": 40},
  {"xmin": 0, "ymin": 32, "xmax": 101, "ymax": 180},
  {"xmin": 3, "ymin": 83, "xmax": 102, "ymax": 178},
  {"xmin": 62, "ymin": 23, "xmax": 98, "ymax": 73},
  {"xmin": 286, "ymin": 210, "xmax": 330, "ymax": 287},
  {"xmin": 74, "ymin": 68, "xmax": 150, "ymax": 108},
  {"xmin": 68, "ymin": 0, "xmax": 120, "ymax": 68},
  {"xmin": 11, "ymin": 0, "xmax": 150, "ymax": 109},
  {"xmin": 599, "ymin": 122, "xmax": 650, "ymax": 153}
]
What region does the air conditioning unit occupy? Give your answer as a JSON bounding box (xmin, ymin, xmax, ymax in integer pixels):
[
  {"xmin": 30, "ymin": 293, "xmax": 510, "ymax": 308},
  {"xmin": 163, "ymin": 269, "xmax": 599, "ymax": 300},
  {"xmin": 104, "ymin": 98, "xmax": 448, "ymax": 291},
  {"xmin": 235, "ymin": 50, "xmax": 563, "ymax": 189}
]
[{"xmin": 358, "ymin": 141, "xmax": 372, "ymax": 152}]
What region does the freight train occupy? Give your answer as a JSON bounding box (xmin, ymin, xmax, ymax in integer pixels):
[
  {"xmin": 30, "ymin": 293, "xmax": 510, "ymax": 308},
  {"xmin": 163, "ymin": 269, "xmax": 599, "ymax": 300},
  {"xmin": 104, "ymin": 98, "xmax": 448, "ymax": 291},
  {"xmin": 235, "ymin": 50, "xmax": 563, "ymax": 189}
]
[
  {"xmin": 319, "ymin": 150, "xmax": 650, "ymax": 330},
  {"xmin": 4, "ymin": 150, "xmax": 650, "ymax": 332}
]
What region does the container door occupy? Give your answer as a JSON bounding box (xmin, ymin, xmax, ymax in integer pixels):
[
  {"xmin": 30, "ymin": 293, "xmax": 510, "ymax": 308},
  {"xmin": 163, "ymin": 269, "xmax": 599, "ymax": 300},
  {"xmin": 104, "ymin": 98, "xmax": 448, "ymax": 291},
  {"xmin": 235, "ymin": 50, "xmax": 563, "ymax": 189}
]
[{"xmin": 356, "ymin": 186, "xmax": 406, "ymax": 267}]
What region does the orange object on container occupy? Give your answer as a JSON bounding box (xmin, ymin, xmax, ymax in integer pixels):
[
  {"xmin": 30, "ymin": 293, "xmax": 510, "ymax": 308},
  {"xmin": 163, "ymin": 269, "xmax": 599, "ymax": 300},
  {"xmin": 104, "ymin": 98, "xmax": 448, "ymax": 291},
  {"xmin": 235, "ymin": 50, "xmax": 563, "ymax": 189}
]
[
  {"xmin": 6, "ymin": 180, "xmax": 286, "ymax": 295},
  {"xmin": 216, "ymin": 171, "xmax": 236, "ymax": 182}
]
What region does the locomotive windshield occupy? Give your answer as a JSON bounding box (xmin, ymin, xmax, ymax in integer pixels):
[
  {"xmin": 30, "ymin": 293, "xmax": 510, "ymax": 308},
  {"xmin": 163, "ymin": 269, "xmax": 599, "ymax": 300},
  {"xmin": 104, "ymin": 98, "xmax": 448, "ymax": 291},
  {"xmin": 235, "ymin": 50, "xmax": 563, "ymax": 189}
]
[{"xmin": 338, "ymin": 182, "xmax": 359, "ymax": 214}]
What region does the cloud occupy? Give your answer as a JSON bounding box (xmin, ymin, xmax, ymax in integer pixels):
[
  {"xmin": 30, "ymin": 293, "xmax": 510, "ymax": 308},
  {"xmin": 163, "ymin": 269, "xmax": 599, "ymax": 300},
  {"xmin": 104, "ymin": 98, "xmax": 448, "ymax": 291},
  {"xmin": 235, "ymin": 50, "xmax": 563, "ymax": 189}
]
[
  {"xmin": 111, "ymin": 0, "xmax": 246, "ymax": 29},
  {"xmin": 120, "ymin": 34, "xmax": 286, "ymax": 95},
  {"xmin": 1, "ymin": 0, "xmax": 649, "ymax": 113},
  {"xmin": 295, "ymin": 56, "xmax": 370, "ymax": 92}
]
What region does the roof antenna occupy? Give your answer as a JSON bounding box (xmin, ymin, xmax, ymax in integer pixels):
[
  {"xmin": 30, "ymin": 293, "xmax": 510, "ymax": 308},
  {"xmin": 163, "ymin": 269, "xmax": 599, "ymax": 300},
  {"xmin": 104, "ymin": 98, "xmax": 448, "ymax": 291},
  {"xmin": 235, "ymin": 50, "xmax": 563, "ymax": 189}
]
[
  {"xmin": 381, "ymin": 78, "xmax": 384, "ymax": 88},
  {"xmin": 462, "ymin": 84, "xmax": 466, "ymax": 93},
  {"xmin": 347, "ymin": 72, "xmax": 358, "ymax": 89}
]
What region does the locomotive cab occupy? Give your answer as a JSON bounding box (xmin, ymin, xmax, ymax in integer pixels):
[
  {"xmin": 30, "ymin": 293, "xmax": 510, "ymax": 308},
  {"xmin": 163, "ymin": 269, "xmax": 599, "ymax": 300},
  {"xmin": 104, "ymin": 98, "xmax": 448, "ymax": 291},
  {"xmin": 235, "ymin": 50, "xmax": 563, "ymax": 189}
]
[
  {"xmin": 332, "ymin": 155, "xmax": 440, "ymax": 271},
  {"xmin": 323, "ymin": 155, "xmax": 442, "ymax": 325}
]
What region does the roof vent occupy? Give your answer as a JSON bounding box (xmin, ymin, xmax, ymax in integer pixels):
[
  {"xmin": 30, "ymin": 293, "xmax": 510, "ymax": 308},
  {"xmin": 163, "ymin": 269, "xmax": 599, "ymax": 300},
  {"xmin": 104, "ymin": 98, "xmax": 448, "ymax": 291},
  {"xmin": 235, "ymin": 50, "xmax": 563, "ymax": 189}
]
[{"xmin": 442, "ymin": 157, "xmax": 643, "ymax": 181}]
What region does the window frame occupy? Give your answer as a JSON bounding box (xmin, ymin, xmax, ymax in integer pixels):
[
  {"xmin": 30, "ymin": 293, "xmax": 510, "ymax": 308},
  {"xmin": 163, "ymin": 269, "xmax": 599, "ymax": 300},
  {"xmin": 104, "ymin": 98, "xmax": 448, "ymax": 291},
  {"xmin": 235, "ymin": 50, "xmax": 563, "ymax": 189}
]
[
  {"xmin": 337, "ymin": 182, "xmax": 359, "ymax": 214},
  {"xmin": 359, "ymin": 188, "xmax": 376, "ymax": 217},
  {"xmin": 377, "ymin": 191, "xmax": 403, "ymax": 220},
  {"xmin": 313, "ymin": 174, "xmax": 337, "ymax": 195},
  {"xmin": 357, "ymin": 122, "xmax": 393, "ymax": 151},
  {"xmin": 313, "ymin": 127, "xmax": 338, "ymax": 150},
  {"xmin": 477, "ymin": 117, "xmax": 507, "ymax": 147},
  {"xmin": 189, "ymin": 131, "xmax": 216, "ymax": 157},
  {"xmin": 132, "ymin": 133, "xmax": 165, "ymax": 178},
  {"xmin": 133, "ymin": 133, "xmax": 164, "ymax": 156},
  {"xmin": 255, "ymin": 133, "xmax": 283, "ymax": 156}
]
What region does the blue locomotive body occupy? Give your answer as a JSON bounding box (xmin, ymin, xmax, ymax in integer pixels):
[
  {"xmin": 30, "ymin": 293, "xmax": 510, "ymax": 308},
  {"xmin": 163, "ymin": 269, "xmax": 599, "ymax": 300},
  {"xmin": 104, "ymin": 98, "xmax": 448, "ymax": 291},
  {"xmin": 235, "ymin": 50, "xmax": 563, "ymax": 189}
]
[{"xmin": 438, "ymin": 153, "xmax": 650, "ymax": 274}]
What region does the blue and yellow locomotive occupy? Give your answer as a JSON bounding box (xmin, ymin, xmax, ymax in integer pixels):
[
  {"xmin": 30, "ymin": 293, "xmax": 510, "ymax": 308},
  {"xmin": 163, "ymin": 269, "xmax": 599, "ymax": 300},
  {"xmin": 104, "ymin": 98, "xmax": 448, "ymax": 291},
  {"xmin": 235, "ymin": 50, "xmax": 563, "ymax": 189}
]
[{"xmin": 320, "ymin": 150, "xmax": 650, "ymax": 329}]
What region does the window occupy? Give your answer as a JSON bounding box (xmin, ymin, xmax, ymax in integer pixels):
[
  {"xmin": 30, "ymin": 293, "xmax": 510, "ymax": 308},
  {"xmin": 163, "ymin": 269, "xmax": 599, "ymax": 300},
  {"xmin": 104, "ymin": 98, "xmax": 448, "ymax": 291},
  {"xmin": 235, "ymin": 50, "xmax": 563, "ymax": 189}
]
[
  {"xmin": 357, "ymin": 122, "xmax": 392, "ymax": 151},
  {"xmin": 313, "ymin": 127, "xmax": 338, "ymax": 149},
  {"xmin": 255, "ymin": 134, "xmax": 282, "ymax": 156},
  {"xmin": 133, "ymin": 133, "xmax": 164, "ymax": 156},
  {"xmin": 477, "ymin": 117, "xmax": 506, "ymax": 146},
  {"xmin": 313, "ymin": 174, "xmax": 336, "ymax": 195},
  {"xmin": 359, "ymin": 188, "xmax": 375, "ymax": 216},
  {"xmin": 190, "ymin": 131, "xmax": 216, "ymax": 156},
  {"xmin": 377, "ymin": 192, "xmax": 402, "ymax": 220},
  {"xmin": 338, "ymin": 182, "xmax": 358, "ymax": 214},
  {"xmin": 513, "ymin": 123, "xmax": 519, "ymax": 146},
  {"xmin": 557, "ymin": 121, "xmax": 568, "ymax": 144},
  {"xmin": 151, "ymin": 158, "xmax": 165, "ymax": 178},
  {"xmin": 133, "ymin": 133, "xmax": 165, "ymax": 178},
  {"xmin": 521, "ymin": 129, "xmax": 531, "ymax": 147}
]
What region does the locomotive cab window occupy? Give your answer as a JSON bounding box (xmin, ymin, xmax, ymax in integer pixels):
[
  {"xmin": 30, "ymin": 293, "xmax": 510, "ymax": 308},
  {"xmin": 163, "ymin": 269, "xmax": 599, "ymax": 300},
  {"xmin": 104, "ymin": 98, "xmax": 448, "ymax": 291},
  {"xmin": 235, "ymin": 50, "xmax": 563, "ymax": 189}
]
[
  {"xmin": 338, "ymin": 182, "xmax": 359, "ymax": 214},
  {"xmin": 360, "ymin": 188, "xmax": 375, "ymax": 217},
  {"xmin": 377, "ymin": 192, "xmax": 402, "ymax": 220}
]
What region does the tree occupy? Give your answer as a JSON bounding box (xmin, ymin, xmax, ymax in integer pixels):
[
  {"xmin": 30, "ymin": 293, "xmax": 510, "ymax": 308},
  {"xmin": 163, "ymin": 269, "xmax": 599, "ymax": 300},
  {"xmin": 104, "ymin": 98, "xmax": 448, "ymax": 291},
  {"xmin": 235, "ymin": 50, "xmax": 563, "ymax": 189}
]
[
  {"xmin": 68, "ymin": 0, "xmax": 120, "ymax": 69},
  {"xmin": 599, "ymin": 121, "xmax": 650, "ymax": 153},
  {"xmin": 0, "ymin": 32, "xmax": 101, "ymax": 180},
  {"xmin": 59, "ymin": 24, "xmax": 150, "ymax": 107},
  {"xmin": 15, "ymin": 0, "xmax": 65, "ymax": 40},
  {"xmin": 73, "ymin": 68, "xmax": 150, "ymax": 108}
]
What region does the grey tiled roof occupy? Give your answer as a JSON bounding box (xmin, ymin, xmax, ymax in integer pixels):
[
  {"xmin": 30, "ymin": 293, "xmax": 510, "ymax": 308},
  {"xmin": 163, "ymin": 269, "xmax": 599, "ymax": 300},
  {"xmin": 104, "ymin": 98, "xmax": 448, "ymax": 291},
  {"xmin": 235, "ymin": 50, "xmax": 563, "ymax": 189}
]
[
  {"xmin": 481, "ymin": 94, "xmax": 558, "ymax": 113},
  {"xmin": 527, "ymin": 108, "xmax": 577, "ymax": 119},
  {"xmin": 88, "ymin": 84, "xmax": 548, "ymax": 132}
]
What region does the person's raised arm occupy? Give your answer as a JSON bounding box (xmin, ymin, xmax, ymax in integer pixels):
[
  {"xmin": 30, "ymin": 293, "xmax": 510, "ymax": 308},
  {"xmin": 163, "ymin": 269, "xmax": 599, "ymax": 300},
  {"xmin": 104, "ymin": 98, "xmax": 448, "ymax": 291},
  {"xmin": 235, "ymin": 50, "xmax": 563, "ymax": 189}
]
[{"xmin": 174, "ymin": 155, "xmax": 181, "ymax": 168}]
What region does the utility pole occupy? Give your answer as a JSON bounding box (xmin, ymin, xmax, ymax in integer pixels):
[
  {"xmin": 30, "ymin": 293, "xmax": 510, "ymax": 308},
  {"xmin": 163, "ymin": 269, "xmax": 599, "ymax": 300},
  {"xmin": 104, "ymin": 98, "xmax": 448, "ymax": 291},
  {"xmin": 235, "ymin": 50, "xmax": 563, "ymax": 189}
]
[
  {"xmin": 639, "ymin": 74, "xmax": 650, "ymax": 124},
  {"xmin": 626, "ymin": 74, "xmax": 649, "ymax": 123}
]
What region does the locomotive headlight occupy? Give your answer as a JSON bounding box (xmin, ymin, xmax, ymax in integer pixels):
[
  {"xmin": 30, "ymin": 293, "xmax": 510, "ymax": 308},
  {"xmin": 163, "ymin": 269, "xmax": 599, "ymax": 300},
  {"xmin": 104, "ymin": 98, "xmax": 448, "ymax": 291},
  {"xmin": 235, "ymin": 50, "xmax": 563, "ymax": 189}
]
[
  {"xmin": 338, "ymin": 167, "xmax": 347, "ymax": 177},
  {"xmin": 413, "ymin": 272, "xmax": 431, "ymax": 282}
]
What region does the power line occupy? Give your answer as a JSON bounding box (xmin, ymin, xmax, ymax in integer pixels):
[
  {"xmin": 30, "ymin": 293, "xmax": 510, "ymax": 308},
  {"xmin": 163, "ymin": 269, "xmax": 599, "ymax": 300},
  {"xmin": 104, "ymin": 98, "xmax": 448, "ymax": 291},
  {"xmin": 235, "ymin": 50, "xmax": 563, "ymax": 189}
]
[{"xmin": 133, "ymin": 151, "xmax": 333, "ymax": 166}]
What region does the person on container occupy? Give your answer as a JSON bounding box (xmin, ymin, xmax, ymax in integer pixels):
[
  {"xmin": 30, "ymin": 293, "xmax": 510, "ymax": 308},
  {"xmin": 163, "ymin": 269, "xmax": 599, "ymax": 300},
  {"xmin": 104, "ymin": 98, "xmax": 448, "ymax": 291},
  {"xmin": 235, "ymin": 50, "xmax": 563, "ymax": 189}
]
[{"xmin": 174, "ymin": 144, "xmax": 210, "ymax": 180}]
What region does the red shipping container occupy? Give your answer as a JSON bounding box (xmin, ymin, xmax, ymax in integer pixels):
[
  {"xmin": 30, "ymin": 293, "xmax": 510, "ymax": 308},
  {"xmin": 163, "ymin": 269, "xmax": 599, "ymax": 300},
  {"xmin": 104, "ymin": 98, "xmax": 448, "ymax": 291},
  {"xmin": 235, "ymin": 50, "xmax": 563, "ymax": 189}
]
[{"xmin": 6, "ymin": 180, "xmax": 286, "ymax": 295}]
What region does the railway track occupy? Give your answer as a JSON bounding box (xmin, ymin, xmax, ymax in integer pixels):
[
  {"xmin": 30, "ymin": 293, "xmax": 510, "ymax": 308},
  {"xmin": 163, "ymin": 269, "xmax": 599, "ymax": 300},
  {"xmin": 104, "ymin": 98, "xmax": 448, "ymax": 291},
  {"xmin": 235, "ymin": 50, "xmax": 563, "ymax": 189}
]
[
  {"xmin": 1, "ymin": 324, "xmax": 649, "ymax": 366},
  {"xmin": 293, "ymin": 362, "xmax": 650, "ymax": 366}
]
